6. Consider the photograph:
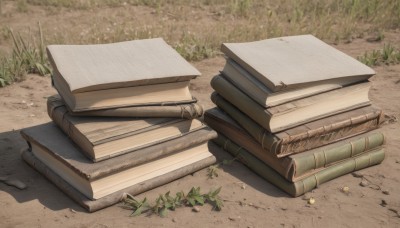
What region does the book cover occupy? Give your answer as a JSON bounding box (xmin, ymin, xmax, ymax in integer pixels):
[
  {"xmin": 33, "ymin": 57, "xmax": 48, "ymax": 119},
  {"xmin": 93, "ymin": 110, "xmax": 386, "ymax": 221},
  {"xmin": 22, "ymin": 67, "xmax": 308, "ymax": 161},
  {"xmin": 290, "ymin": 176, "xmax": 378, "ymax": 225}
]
[
  {"xmin": 47, "ymin": 97, "xmax": 207, "ymax": 161},
  {"xmin": 47, "ymin": 38, "xmax": 200, "ymax": 93},
  {"xmin": 211, "ymin": 75, "xmax": 371, "ymax": 132},
  {"xmin": 213, "ymin": 134, "xmax": 384, "ymax": 197},
  {"xmin": 205, "ymin": 108, "xmax": 384, "ymax": 181},
  {"xmin": 211, "ymin": 93, "xmax": 382, "ymax": 157},
  {"xmin": 221, "ymin": 34, "xmax": 374, "ymax": 92}
]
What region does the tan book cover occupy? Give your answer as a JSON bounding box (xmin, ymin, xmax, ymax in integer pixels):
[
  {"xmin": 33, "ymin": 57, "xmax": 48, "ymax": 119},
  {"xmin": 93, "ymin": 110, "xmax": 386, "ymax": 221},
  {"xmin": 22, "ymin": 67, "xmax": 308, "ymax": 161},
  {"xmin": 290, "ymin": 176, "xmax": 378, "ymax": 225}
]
[
  {"xmin": 48, "ymin": 95, "xmax": 203, "ymax": 119},
  {"xmin": 211, "ymin": 75, "xmax": 371, "ymax": 133},
  {"xmin": 47, "ymin": 38, "xmax": 200, "ymax": 93},
  {"xmin": 221, "ymin": 35, "xmax": 375, "ymax": 92},
  {"xmin": 211, "ymin": 93, "xmax": 382, "ymax": 157},
  {"xmin": 47, "ymin": 97, "xmax": 207, "ymax": 162},
  {"xmin": 20, "ymin": 123, "xmax": 217, "ymax": 202}
]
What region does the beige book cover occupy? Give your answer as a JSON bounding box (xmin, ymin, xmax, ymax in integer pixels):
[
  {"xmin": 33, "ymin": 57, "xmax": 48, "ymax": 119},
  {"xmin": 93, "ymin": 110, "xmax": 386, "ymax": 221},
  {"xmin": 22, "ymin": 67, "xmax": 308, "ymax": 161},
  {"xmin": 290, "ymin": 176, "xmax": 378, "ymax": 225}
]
[
  {"xmin": 47, "ymin": 97, "xmax": 207, "ymax": 162},
  {"xmin": 211, "ymin": 75, "xmax": 371, "ymax": 133},
  {"xmin": 211, "ymin": 93, "xmax": 381, "ymax": 157},
  {"xmin": 20, "ymin": 123, "xmax": 217, "ymax": 211},
  {"xmin": 47, "ymin": 38, "xmax": 201, "ymax": 93},
  {"xmin": 221, "ymin": 35, "xmax": 375, "ymax": 92}
]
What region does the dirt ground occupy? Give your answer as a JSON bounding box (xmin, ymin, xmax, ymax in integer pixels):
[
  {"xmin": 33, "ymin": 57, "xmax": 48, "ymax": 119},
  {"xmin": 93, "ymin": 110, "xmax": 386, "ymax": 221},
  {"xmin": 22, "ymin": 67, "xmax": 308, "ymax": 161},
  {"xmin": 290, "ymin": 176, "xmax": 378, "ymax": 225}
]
[
  {"xmin": 0, "ymin": 2, "xmax": 400, "ymax": 225},
  {"xmin": 1, "ymin": 35, "xmax": 400, "ymax": 227}
]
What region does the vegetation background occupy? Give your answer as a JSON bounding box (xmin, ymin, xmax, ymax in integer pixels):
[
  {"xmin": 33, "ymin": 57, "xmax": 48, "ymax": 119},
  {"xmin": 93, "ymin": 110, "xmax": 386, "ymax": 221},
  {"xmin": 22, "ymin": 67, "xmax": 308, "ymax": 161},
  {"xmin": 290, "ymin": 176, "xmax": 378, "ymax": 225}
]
[{"xmin": 0, "ymin": 0, "xmax": 400, "ymax": 85}]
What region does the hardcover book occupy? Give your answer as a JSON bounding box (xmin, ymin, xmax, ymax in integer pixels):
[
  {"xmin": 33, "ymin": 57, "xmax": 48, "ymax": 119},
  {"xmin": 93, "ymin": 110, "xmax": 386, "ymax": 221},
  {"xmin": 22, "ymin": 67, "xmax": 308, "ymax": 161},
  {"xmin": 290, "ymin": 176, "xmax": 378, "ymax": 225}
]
[
  {"xmin": 21, "ymin": 123, "xmax": 217, "ymax": 211},
  {"xmin": 222, "ymin": 59, "xmax": 349, "ymax": 107},
  {"xmin": 47, "ymin": 97, "xmax": 207, "ymax": 162},
  {"xmin": 221, "ymin": 34, "xmax": 375, "ymax": 92},
  {"xmin": 211, "ymin": 75, "xmax": 371, "ymax": 133},
  {"xmin": 213, "ymin": 134, "xmax": 384, "ymax": 197},
  {"xmin": 48, "ymin": 95, "xmax": 204, "ymax": 119},
  {"xmin": 47, "ymin": 38, "xmax": 201, "ymax": 111},
  {"xmin": 211, "ymin": 93, "xmax": 382, "ymax": 157},
  {"xmin": 205, "ymin": 108, "xmax": 384, "ymax": 182}
]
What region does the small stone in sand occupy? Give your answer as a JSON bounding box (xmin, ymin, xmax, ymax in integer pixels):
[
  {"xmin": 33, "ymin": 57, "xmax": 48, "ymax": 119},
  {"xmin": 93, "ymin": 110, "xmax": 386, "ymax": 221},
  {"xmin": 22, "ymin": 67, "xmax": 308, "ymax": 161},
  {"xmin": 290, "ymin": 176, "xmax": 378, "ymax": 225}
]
[
  {"xmin": 192, "ymin": 206, "xmax": 200, "ymax": 212},
  {"xmin": 360, "ymin": 180, "xmax": 369, "ymax": 187}
]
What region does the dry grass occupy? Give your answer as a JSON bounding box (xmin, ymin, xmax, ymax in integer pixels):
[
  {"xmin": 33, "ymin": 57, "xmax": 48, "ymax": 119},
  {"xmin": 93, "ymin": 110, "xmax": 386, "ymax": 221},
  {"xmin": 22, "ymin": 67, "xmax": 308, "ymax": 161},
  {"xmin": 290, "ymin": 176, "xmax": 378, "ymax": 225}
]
[{"xmin": 0, "ymin": 0, "xmax": 400, "ymax": 85}]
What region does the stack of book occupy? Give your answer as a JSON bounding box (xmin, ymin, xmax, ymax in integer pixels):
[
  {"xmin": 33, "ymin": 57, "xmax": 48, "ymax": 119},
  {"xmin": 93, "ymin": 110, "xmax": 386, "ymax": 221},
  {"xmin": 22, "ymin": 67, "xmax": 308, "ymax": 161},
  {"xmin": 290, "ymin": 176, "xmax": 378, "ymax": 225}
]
[
  {"xmin": 20, "ymin": 38, "xmax": 217, "ymax": 212},
  {"xmin": 205, "ymin": 35, "xmax": 385, "ymax": 197}
]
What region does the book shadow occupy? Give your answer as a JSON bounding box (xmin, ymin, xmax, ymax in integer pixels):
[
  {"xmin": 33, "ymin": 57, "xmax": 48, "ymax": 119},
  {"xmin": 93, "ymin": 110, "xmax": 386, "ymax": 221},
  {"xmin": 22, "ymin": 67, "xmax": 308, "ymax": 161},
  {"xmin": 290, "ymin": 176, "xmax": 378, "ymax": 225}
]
[
  {"xmin": 0, "ymin": 129, "xmax": 85, "ymax": 213},
  {"xmin": 208, "ymin": 141, "xmax": 289, "ymax": 198}
]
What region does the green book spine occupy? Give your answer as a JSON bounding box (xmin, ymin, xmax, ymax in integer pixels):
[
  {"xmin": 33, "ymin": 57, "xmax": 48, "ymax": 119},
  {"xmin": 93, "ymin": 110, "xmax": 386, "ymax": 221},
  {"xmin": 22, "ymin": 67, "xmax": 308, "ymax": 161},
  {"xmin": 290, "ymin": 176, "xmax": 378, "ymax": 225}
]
[{"xmin": 213, "ymin": 134, "xmax": 385, "ymax": 197}]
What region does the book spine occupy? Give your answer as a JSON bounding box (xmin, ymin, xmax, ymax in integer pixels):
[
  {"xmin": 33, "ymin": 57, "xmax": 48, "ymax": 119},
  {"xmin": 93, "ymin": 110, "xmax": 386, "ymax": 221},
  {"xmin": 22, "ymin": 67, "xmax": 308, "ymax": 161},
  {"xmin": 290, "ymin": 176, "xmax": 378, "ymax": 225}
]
[
  {"xmin": 278, "ymin": 110, "xmax": 382, "ymax": 157},
  {"xmin": 46, "ymin": 96, "xmax": 74, "ymax": 138},
  {"xmin": 204, "ymin": 112, "xmax": 291, "ymax": 179},
  {"xmin": 210, "ymin": 75, "xmax": 272, "ymax": 131},
  {"xmin": 210, "ymin": 93, "xmax": 279, "ymax": 152},
  {"xmin": 68, "ymin": 102, "xmax": 204, "ymax": 119},
  {"xmin": 290, "ymin": 132, "xmax": 385, "ymax": 181},
  {"xmin": 213, "ymin": 135, "xmax": 385, "ymax": 197},
  {"xmin": 22, "ymin": 149, "xmax": 216, "ymax": 212}
]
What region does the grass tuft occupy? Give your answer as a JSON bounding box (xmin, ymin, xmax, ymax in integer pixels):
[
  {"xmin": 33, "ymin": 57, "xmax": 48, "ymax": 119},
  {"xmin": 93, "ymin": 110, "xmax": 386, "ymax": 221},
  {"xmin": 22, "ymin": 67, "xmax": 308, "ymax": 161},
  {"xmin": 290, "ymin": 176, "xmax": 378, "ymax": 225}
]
[
  {"xmin": 358, "ymin": 43, "xmax": 400, "ymax": 66},
  {"xmin": 0, "ymin": 23, "xmax": 51, "ymax": 87}
]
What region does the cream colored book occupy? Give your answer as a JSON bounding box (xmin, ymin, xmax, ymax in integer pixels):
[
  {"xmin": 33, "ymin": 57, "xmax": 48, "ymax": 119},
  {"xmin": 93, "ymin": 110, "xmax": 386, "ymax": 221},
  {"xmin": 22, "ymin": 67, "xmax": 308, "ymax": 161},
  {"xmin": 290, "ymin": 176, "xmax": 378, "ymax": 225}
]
[
  {"xmin": 211, "ymin": 75, "xmax": 371, "ymax": 133},
  {"xmin": 222, "ymin": 59, "xmax": 355, "ymax": 107},
  {"xmin": 47, "ymin": 97, "xmax": 206, "ymax": 162},
  {"xmin": 47, "ymin": 38, "xmax": 201, "ymax": 111},
  {"xmin": 221, "ymin": 35, "xmax": 375, "ymax": 92},
  {"xmin": 21, "ymin": 123, "xmax": 216, "ymax": 202}
]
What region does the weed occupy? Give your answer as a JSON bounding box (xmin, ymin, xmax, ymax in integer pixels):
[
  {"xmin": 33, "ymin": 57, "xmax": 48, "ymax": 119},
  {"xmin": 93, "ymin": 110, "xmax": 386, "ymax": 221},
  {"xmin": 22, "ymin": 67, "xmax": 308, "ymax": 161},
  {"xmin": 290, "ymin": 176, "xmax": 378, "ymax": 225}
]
[
  {"xmin": 0, "ymin": 23, "xmax": 51, "ymax": 87},
  {"xmin": 122, "ymin": 187, "xmax": 223, "ymax": 217},
  {"xmin": 358, "ymin": 43, "xmax": 400, "ymax": 66},
  {"xmin": 17, "ymin": 0, "xmax": 29, "ymax": 13}
]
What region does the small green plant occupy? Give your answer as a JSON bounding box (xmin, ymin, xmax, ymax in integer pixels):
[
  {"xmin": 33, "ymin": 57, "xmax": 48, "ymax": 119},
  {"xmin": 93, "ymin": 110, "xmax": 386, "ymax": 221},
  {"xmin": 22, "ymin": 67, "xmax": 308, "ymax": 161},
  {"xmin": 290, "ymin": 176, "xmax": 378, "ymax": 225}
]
[
  {"xmin": 0, "ymin": 23, "xmax": 51, "ymax": 87},
  {"xmin": 207, "ymin": 158, "xmax": 237, "ymax": 179},
  {"xmin": 358, "ymin": 43, "xmax": 400, "ymax": 66},
  {"xmin": 123, "ymin": 187, "xmax": 223, "ymax": 217}
]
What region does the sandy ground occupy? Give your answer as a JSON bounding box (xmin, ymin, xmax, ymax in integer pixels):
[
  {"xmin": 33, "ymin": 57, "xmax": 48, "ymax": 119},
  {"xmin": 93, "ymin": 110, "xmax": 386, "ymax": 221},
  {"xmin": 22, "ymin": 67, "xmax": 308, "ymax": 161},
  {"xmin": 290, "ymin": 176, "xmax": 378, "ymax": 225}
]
[{"xmin": 1, "ymin": 39, "xmax": 400, "ymax": 227}]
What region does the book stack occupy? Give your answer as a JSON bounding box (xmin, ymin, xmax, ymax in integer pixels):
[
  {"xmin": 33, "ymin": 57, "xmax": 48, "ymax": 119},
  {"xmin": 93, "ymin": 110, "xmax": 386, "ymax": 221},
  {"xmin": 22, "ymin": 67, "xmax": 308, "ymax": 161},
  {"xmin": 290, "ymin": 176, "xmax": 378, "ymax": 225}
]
[
  {"xmin": 205, "ymin": 35, "xmax": 385, "ymax": 197},
  {"xmin": 20, "ymin": 38, "xmax": 217, "ymax": 212}
]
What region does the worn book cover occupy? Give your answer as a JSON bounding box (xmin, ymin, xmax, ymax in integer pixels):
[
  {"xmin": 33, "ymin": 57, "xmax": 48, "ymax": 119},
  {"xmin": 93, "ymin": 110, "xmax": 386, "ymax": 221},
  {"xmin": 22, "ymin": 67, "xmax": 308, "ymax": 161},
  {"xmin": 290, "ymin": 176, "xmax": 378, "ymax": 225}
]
[
  {"xmin": 47, "ymin": 97, "xmax": 207, "ymax": 162},
  {"xmin": 211, "ymin": 93, "xmax": 382, "ymax": 157},
  {"xmin": 47, "ymin": 38, "xmax": 200, "ymax": 93},
  {"xmin": 213, "ymin": 134, "xmax": 385, "ymax": 197},
  {"xmin": 211, "ymin": 75, "xmax": 371, "ymax": 133},
  {"xmin": 205, "ymin": 108, "xmax": 384, "ymax": 182},
  {"xmin": 48, "ymin": 95, "xmax": 203, "ymax": 119},
  {"xmin": 221, "ymin": 35, "xmax": 374, "ymax": 92},
  {"xmin": 20, "ymin": 123, "xmax": 217, "ymax": 211}
]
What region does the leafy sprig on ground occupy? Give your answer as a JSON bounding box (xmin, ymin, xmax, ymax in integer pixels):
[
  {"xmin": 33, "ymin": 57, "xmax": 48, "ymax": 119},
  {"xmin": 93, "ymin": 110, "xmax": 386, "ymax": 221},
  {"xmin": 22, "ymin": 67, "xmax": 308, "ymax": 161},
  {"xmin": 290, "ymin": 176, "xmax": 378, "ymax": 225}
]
[{"xmin": 122, "ymin": 187, "xmax": 223, "ymax": 217}]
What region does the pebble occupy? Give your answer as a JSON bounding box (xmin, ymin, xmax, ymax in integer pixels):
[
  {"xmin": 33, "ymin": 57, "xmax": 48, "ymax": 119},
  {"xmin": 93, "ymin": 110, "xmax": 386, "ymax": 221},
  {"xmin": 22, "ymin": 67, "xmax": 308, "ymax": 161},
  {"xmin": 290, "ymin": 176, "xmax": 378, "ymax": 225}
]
[
  {"xmin": 360, "ymin": 180, "xmax": 369, "ymax": 187},
  {"xmin": 341, "ymin": 186, "xmax": 350, "ymax": 194},
  {"xmin": 228, "ymin": 216, "xmax": 241, "ymax": 221},
  {"xmin": 192, "ymin": 206, "xmax": 200, "ymax": 212},
  {"xmin": 380, "ymin": 199, "xmax": 388, "ymax": 207},
  {"xmin": 308, "ymin": 197, "xmax": 316, "ymax": 205},
  {"xmin": 382, "ymin": 190, "xmax": 390, "ymax": 195},
  {"xmin": 172, "ymin": 218, "xmax": 177, "ymax": 223}
]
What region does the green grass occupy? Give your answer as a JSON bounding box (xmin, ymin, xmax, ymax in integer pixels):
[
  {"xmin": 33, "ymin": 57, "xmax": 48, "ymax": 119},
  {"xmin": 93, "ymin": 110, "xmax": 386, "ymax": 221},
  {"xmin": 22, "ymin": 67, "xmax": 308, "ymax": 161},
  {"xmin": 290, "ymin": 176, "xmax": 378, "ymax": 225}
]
[
  {"xmin": 358, "ymin": 43, "xmax": 400, "ymax": 66},
  {"xmin": 0, "ymin": 23, "xmax": 51, "ymax": 87},
  {"xmin": 0, "ymin": 0, "xmax": 400, "ymax": 86},
  {"xmin": 123, "ymin": 187, "xmax": 223, "ymax": 217}
]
